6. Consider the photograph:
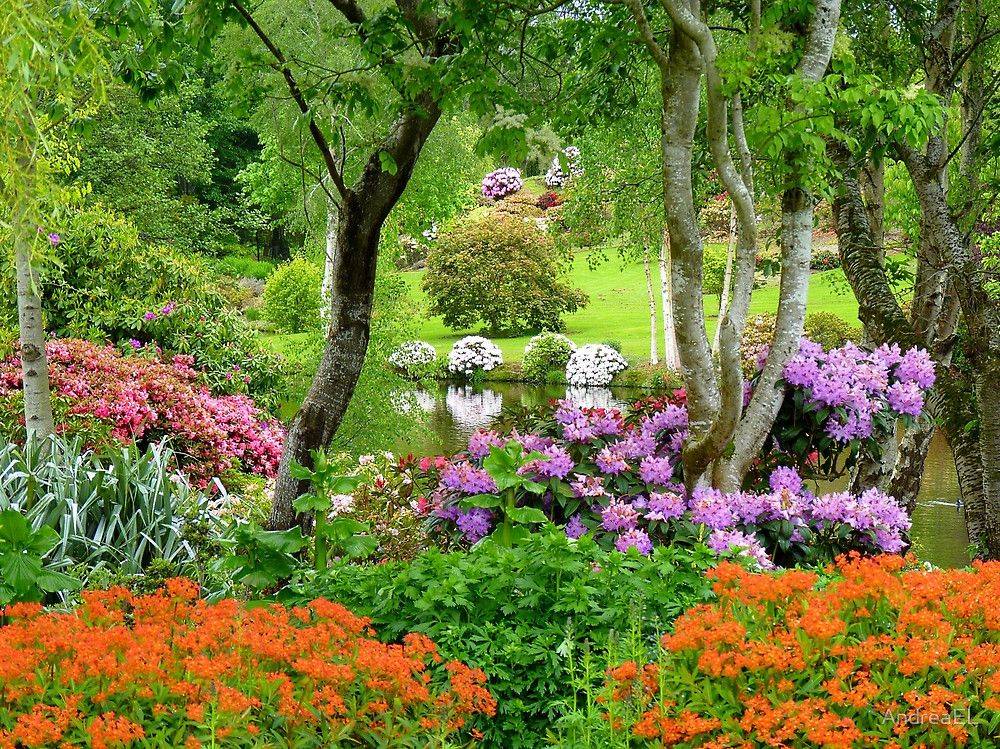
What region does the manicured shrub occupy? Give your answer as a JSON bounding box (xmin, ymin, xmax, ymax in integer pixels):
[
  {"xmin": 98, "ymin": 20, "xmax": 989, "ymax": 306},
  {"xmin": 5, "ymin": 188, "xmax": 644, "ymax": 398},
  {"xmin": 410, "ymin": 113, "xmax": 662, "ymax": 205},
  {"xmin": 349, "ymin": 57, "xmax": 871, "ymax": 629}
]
[
  {"xmin": 0, "ymin": 339, "xmax": 284, "ymax": 486},
  {"xmin": 262, "ymin": 256, "xmax": 323, "ymax": 333},
  {"xmin": 702, "ymin": 242, "xmax": 730, "ymax": 296},
  {"xmin": 447, "ymin": 336, "xmax": 503, "ymax": 378},
  {"xmin": 481, "ymin": 166, "xmax": 523, "ymax": 200},
  {"xmin": 388, "ymin": 340, "xmax": 438, "ymax": 379},
  {"xmin": 578, "ymin": 554, "xmax": 1000, "ymax": 748},
  {"xmin": 0, "ymin": 581, "xmax": 496, "ymax": 747},
  {"xmin": 523, "ymin": 332, "xmax": 576, "ymax": 382},
  {"xmin": 565, "ymin": 343, "xmax": 628, "ymax": 386},
  {"xmin": 805, "ymin": 310, "xmax": 863, "ymax": 350},
  {"xmin": 422, "ymin": 214, "xmax": 587, "ymax": 335},
  {"xmin": 297, "ymin": 530, "xmax": 718, "ymax": 748}
]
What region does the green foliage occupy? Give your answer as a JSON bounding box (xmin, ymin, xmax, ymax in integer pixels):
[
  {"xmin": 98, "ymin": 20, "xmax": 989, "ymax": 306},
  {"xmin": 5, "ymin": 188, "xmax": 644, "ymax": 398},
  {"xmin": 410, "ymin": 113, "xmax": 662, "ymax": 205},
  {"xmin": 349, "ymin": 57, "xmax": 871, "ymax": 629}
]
[
  {"xmin": 804, "ymin": 310, "xmax": 862, "ymax": 350},
  {"xmin": 0, "ymin": 510, "xmax": 80, "ymax": 605},
  {"xmin": 523, "ymin": 332, "xmax": 575, "ymax": 382},
  {"xmin": 423, "ymin": 214, "xmax": 587, "ymax": 336},
  {"xmin": 292, "ymin": 530, "xmax": 719, "ymax": 748},
  {"xmin": 262, "ymin": 256, "xmax": 323, "ymax": 333},
  {"xmin": 223, "ymin": 525, "xmax": 309, "ymax": 592},
  {"xmin": 291, "ymin": 450, "xmax": 375, "ymax": 570},
  {"xmin": 216, "ymin": 251, "xmax": 276, "ymax": 280},
  {"xmin": 703, "ymin": 243, "xmax": 729, "ymax": 297},
  {"xmin": 0, "ymin": 437, "xmax": 225, "ymax": 587}
]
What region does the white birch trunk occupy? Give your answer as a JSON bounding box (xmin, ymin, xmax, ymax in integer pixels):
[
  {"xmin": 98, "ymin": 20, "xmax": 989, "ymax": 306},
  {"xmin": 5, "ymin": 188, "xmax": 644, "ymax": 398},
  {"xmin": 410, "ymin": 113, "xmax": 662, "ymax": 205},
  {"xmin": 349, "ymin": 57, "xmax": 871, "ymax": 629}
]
[
  {"xmin": 321, "ymin": 198, "xmax": 340, "ymax": 327},
  {"xmin": 14, "ymin": 206, "xmax": 55, "ymax": 442},
  {"xmin": 659, "ymin": 232, "xmax": 680, "ymax": 370},
  {"xmin": 643, "ymin": 244, "xmax": 659, "ymax": 364},
  {"xmin": 712, "ymin": 201, "xmax": 737, "ymax": 354}
]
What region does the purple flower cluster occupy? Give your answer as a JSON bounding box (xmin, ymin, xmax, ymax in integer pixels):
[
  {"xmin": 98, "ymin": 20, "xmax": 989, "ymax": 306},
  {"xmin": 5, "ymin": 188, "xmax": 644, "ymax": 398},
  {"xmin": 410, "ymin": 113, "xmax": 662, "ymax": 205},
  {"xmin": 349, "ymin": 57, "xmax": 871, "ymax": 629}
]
[
  {"xmin": 440, "ymin": 461, "xmax": 497, "ymax": 494},
  {"xmin": 781, "ymin": 340, "xmax": 935, "ymax": 442},
  {"xmin": 707, "ymin": 529, "xmax": 774, "ymax": 570},
  {"xmin": 554, "ymin": 402, "xmax": 623, "ymax": 442},
  {"xmin": 481, "ymin": 167, "xmax": 523, "ymax": 200}
]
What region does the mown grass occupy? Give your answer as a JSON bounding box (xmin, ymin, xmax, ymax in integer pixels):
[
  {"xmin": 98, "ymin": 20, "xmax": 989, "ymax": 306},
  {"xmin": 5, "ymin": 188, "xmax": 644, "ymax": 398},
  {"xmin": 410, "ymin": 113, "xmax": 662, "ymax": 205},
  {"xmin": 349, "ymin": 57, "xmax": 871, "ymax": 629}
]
[{"xmin": 401, "ymin": 248, "xmax": 860, "ymax": 363}]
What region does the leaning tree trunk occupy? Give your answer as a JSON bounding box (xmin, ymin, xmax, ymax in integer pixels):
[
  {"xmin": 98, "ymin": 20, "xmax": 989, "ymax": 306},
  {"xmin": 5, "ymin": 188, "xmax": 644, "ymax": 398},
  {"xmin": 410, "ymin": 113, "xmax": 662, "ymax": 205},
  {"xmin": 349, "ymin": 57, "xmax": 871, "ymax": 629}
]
[
  {"xmin": 712, "ymin": 202, "xmax": 737, "ymax": 354},
  {"xmin": 643, "ymin": 244, "xmax": 659, "ymax": 364},
  {"xmin": 13, "ymin": 200, "xmax": 54, "ymax": 443},
  {"xmin": 269, "ymin": 103, "xmax": 442, "ymax": 530}
]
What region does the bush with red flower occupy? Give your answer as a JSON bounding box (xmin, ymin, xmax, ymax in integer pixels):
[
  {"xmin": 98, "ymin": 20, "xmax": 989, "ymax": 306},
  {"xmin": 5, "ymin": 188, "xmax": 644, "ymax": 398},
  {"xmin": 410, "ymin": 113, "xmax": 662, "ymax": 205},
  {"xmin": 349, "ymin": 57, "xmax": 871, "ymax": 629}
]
[
  {"xmin": 0, "ymin": 579, "xmax": 496, "ymax": 748},
  {"xmin": 0, "ymin": 339, "xmax": 284, "ymax": 485},
  {"xmin": 575, "ymin": 554, "xmax": 1000, "ymax": 748}
]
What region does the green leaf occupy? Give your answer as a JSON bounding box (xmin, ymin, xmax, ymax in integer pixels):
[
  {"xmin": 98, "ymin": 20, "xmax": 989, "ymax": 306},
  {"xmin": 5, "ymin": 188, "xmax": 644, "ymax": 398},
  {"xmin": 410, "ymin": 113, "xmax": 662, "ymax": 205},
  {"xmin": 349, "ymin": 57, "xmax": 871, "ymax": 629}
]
[
  {"xmin": 342, "ymin": 535, "xmax": 379, "ymax": 559},
  {"xmin": 378, "ymin": 150, "xmax": 398, "ymax": 175},
  {"xmin": 253, "ymin": 528, "xmax": 309, "ymax": 554},
  {"xmin": 293, "ymin": 493, "xmax": 328, "ymax": 513},
  {"xmin": 460, "ymin": 493, "xmax": 503, "ymax": 509},
  {"xmin": 508, "ymin": 506, "xmax": 548, "ymax": 525}
]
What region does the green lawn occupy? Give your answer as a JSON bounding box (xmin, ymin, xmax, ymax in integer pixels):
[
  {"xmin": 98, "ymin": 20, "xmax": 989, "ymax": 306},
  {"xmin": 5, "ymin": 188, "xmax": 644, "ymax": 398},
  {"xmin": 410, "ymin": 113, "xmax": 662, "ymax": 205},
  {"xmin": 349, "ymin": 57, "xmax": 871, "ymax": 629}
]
[{"xmin": 403, "ymin": 249, "xmax": 860, "ymax": 363}]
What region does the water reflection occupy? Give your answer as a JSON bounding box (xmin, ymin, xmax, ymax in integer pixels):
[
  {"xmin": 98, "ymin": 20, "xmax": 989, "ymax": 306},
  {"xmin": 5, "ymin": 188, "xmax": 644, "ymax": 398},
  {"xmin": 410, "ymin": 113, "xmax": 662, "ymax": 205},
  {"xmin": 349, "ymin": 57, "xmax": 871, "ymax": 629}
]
[{"xmin": 400, "ymin": 382, "xmax": 969, "ymax": 568}]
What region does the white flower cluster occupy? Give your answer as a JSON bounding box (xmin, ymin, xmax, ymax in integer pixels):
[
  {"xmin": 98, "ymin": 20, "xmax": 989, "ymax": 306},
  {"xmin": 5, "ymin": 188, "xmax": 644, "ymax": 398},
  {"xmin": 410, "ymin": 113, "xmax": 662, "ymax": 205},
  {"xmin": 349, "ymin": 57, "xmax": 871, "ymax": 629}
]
[
  {"xmin": 482, "ymin": 167, "xmax": 524, "ymax": 200},
  {"xmin": 448, "ymin": 336, "xmax": 503, "ymax": 376},
  {"xmin": 565, "ymin": 343, "xmax": 628, "ymax": 386},
  {"xmin": 388, "ymin": 341, "xmax": 437, "ymax": 376},
  {"xmin": 544, "ymin": 146, "xmax": 583, "ymax": 188}
]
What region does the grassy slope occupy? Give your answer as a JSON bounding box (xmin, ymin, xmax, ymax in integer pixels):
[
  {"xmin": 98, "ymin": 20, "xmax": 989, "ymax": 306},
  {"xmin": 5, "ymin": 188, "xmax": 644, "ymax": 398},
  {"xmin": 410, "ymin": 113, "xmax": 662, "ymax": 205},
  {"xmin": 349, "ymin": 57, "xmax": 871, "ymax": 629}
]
[{"xmin": 402, "ymin": 249, "xmax": 860, "ymax": 362}]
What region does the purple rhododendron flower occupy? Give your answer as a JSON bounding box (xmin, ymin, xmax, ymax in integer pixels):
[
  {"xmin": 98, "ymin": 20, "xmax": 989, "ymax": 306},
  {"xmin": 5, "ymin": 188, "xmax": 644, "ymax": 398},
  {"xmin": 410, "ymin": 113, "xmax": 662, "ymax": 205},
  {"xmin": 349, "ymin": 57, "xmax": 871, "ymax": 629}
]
[
  {"xmin": 615, "ymin": 528, "xmax": 653, "ymax": 555},
  {"xmin": 645, "ymin": 491, "xmax": 686, "ymax": 521},
  {"xmin": 601, "ymin": 499, "xmax": 640, "ymax": 531},
  {"xmin": 639, "ymin": 455, "xmax": 674, "ymax": 486},
  {"xmin": 456, "ymin": 507, "xmax": 492, "ymax": 542},
  {"xmin": 769, "ymin": 466, "xmax": 803, "ymax": 494},
  {"xmin": 595, "ymin": 446, "xmax": 629, "ymax": 475},
  {"xmin": 706, "ymin": 529, "xmax": 773, "ymax": 569},
  {"xmin": 564, "ymin": 514, "xmax": 588, "ymax": 539}
]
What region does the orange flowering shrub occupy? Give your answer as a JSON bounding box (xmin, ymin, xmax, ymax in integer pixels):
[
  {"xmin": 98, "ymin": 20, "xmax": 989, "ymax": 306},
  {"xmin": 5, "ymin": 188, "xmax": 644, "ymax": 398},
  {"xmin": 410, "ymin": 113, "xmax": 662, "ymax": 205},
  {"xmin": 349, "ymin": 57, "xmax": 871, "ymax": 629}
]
[
  {"xmin": 594, "ymin": 555, "xmax": 1000, "ymax": 748},
  {"xmin": 0, "ymin": 579, "xmax": 495, "ymax": 747}
]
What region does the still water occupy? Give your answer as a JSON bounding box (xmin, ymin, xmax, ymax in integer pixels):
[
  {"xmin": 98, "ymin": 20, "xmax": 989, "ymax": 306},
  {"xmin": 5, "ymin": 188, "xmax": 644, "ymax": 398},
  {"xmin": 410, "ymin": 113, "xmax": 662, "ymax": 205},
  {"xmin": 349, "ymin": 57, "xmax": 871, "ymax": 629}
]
[{"xmin": 398, "ymin": 381, "xmax": 970, "ymax": 569}]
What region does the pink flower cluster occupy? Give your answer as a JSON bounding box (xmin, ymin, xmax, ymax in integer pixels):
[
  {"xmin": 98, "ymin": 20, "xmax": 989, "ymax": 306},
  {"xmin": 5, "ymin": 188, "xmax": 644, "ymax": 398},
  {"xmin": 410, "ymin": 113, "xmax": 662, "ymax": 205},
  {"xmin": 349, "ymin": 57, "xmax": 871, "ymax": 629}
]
[{"xmin": 0, "ymin": 339, "xmax": 284, "ymax": 486}]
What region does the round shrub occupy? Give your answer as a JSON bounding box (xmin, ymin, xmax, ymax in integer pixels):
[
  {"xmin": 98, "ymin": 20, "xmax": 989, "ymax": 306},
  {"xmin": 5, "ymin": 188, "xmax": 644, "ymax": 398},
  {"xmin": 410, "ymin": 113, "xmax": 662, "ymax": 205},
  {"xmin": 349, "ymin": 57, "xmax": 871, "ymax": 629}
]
[
  {"xmin": 810, "ymin": 246, "xmax": 841, "ymax": 270},
  {"xmin": 388, "ymin": 340, "xmax": 438, "ymax": 378},
  {"xmin": 0, "ymin": 339, "xmax": 284, "ymax": 486},
  {"xmin": 703, "ymin": 242, "xmax": 730, "ymax": 296},
  {"xmin": 523, "ymin": 332, "xmax": 576, "ymax": 382},
  {"xmin": 566, "ymin": 343, "xmax": 628, "ymax": 386},
  {"xmin": 423, "ymin": 214, "xmax": 587, "ymax": 335},
  {"xmin": 262, "ymin": 257, "xmax": 323, "ymax": 333},
  {"xmin": 804, "ymin": 310, "xmax": 862, "ymax": 350},
  {"xmin": 447, "ymin": 336, "xmax": 503, "ymax": 378},
  {"xmin": 481, "ymin": 166, "xmax": 523, "ymax": 200},
  {"xmin": 0, "ymin": 582, "xmax": 496, "ymax": 747}
]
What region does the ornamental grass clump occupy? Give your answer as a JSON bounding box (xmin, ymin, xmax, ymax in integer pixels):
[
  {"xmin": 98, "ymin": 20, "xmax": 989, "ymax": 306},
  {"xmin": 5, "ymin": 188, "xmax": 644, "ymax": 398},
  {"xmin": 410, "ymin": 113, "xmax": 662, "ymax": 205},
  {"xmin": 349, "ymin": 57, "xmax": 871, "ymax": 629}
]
[
  {"xmin": 0, "ymin": 580, "xmax": 496, "ymax": 748},
  {"xmin": 565, "ymin": 343, "xmax": 629, "ymax": 386},
  {"xmin": 586, "ymin": 554, "xmax": 1000, "ymax": 748},
  {"xmin": 0, "ymin": 339, "xmax": 284, "ymax": 485}
]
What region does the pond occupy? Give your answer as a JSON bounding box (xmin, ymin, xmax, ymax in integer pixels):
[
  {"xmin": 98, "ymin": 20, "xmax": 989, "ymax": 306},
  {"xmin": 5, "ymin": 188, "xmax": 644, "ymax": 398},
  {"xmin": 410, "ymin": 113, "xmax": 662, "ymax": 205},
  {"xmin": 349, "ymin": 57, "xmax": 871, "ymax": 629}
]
[{"xmin": 398, "ymin": 381, "xmax": 970, "ymax": 569}]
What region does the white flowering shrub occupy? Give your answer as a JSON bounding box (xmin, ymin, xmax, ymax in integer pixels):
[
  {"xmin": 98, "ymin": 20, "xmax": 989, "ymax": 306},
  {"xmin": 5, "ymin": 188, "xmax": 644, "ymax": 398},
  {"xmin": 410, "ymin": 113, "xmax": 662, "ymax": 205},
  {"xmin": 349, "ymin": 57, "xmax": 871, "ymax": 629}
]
[
  {"xmin": 565, "ymin": 343, "xmax": 628, "ymax": 386},
  {"xmin": 447, "ymin": 336, "xmax": 503, "ymax": 378},
  {"xmin": 388, "ymin": 341, "xmax": 438, "ymax": 378},
  {"xmin": 544, "ymin": 146, "xmax": 583, "ymax": 188},
  {"xmin": 523, "ymin": 332, "xmax": 576, "ymax": 381},
  {"xmin": 482, "ymin": 167, "xmax": 524, "ymax": 200}
]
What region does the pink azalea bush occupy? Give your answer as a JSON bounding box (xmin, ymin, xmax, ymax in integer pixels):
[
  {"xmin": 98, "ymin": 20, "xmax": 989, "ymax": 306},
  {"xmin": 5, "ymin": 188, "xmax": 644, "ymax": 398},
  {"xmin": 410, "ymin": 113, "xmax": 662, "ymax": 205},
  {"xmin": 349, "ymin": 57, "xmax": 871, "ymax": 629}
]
[{"xmin": 0, "ymin": 339, "xmax": 284, "ymax": 485}]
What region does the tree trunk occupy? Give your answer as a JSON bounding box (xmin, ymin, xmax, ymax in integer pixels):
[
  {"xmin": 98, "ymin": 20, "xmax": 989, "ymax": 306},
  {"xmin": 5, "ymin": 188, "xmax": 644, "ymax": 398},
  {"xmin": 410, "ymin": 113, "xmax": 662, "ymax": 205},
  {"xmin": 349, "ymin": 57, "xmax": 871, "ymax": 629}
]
[
  {"xmin": 643, "ymin": 244, "xmax": 659, "ymax": 364},
  {"xmin": 712, "ymin": 201, "xmax": 737, "ymax": 354},
  {"xmin": 13, "ymin": 201, "xmax": 54, "ymax": 443},
  {"xmin": 659, "ymin": 232, "xmax": 680, "ymax": 369},
  {"xmin": 269, "ymin": 102, "xmax": 443, "ymax": 530},
  {"xmin": 321, "ymin": 198, "xmax": 340, "ymax": 326}
]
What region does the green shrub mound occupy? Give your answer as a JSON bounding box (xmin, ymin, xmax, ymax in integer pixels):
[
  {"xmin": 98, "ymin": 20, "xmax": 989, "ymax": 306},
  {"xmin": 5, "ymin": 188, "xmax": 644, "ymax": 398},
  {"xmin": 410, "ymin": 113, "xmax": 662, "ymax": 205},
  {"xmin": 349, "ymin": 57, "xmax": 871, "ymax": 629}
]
[
  {"xmin": 422, "ymin": 213, "xmax": 588, "ymax": 336},
  {"xmin": 262, "ymin": 256, "xmax": 323, "ymax": 333},
  {"xmin": 523, "ymin": 332, "xmax": 576, "ymax": 381},
  {"xmin": 298, "ymin": 531, "xmax": 717, "ymax": 748}
]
